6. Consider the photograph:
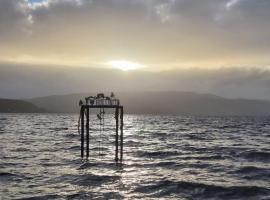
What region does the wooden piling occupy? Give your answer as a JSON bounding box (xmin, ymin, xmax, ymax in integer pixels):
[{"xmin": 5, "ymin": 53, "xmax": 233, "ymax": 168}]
[
  {"xmin": 115, "ymin": 107, "xmax": 119, "ymax": 162},
  {"xmin": 80, "ymin": 106, "xmax": 85, "ymax": 158},
  {"xmin": 86, "ymin": 107, "xmax": 89, "ymax": 158},
  {"xmin": 120, "ymin": 106, "xmax": 124, "ymax": 162}
]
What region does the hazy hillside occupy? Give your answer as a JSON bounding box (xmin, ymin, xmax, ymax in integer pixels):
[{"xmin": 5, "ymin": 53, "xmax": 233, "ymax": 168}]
[
  {"xmin": 27, "ymin": 92, "xmax": 270, "ymax": 116},
  {"xmin": 0, "ymin": 99, "xmax": 46, "ymax": 113}
]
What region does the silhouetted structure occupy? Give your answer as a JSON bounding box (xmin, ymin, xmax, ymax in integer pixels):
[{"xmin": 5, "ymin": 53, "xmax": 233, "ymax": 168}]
[{"xmin": 79, "ymin": 93, "xmax": 124, "ymax": 162}]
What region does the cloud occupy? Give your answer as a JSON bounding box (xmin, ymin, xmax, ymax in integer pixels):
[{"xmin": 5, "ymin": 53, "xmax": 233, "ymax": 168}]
[
  {"xmin": 226, "ymin": 0, "xmax": 241, "ymax": 10},
  {"xmin": 0, "ymin": 0, "xmax": 31, "ymax": 39},
  {"xmin": 0, "ymin": 0, "xmax": 269, "ymax": 69}
]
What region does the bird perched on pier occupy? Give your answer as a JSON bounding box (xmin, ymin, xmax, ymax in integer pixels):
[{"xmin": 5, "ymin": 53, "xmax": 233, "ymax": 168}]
[{"xmin": 110, "ymin": 92, "xmax": 115, "ymax": 98}]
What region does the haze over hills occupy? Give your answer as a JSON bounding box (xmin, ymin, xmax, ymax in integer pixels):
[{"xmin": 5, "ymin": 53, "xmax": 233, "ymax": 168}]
[
  {"xmin": 27, "ymin": 91, "xmax": 270, "ymax": 116},
  {"xmin": 1, "ymin": 63, "xmax": 270, "ymax": 100},
  {"xmin": 1, "ymin": 63, "xmax": 270, "ymax": 115}
]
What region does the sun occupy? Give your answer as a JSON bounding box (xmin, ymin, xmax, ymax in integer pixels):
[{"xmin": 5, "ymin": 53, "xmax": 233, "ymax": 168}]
[{"xmin": 107, "ymin": 60, "xmax": 144, "ymax": 71}]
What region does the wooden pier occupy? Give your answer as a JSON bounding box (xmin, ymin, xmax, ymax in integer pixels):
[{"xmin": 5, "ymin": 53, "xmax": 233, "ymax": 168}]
[{"xmin": 79, "ymin": 93, "xmax": 124, "ymax": 162}]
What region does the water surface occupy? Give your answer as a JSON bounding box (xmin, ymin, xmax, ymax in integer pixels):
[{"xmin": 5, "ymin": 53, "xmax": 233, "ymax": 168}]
[{"xmin": 1, "ymin": 114, "xmax": 270, "ymax": 199}]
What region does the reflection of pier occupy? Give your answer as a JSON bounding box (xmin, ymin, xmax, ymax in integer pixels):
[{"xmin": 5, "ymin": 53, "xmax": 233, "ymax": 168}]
[{"xmin": 79, "ymin": 93, "xmax": 124, "ymax": 162}]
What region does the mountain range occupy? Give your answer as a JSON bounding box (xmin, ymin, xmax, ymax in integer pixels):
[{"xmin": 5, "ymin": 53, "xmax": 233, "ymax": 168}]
[
  {"xmin": 1, "ymin": 91, "xmax": 270, "ymax": 115},
  {"xmin": 0, "ymin": 99, "xmax": 45, "ymax": 113},
  {"xmin": 24, "ymin": 91, "xmax": 270, "ymax": 116}
]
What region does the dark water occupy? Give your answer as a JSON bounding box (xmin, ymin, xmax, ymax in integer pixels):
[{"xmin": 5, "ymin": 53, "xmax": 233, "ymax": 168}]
[{"xmin": 0, "ymin": 113, "xmax": 270, "ymax": 200}]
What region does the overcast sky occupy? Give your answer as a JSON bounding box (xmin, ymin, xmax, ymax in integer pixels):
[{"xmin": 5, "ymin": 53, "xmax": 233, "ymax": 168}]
[
  {"xmin": 0, "ymin": 0, "xmax": 269, "ymax": 99},
  {"xmin": 1, "ymin": 0, "xmax": 270, "ymax": 69}
]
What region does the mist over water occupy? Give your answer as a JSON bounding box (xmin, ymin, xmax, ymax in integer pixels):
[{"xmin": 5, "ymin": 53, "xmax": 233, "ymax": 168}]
[{"xmin": 1, "ymin": 113, "xmax": 270, "ymax": 199}]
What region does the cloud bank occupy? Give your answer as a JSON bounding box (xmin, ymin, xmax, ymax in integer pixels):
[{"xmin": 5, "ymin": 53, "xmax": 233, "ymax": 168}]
[
  {"xmin": 0, "ymin": 62, "xmax": 269, "ymax": 100},
  {"xmin": 0, "ymin": 0, "xmax": 270, "ymax": 69}
]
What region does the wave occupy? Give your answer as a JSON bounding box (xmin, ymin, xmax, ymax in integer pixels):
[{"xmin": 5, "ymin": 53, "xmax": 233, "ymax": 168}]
[
  {"xmin": 137, "ymin": 150, "xmax": 179, "ymax": 158},
  {"xmin": 134, "ymin": 179, "xmax": 270, "ymax": 199},
  {"xmin": 233, "ymin": 166, "xmax": 270, "ymax": 180},
  {"xmin": 58, "ymin": 173, "xmax": 121, "ymax": 186},
  {"xmin": 124, "ymin": 140, "xmax": 142, "ymax": 146},
  {"xmin": 127, "ymin": 161, "xmax": 178, "ymax": 169},
  {"xmin": 49, "ymin": 127, "xmax": 69, "ymax": 131},
  {"xmin": 0, "ymin": 172, "xmax": 17, "ymax": 177},
  {"xmin": 66, "ymin": 191, "xmax": 123, "ymax": 200},
  {"xmin": 78, "ymin": 162, "xmax": 121, "ymax": 170},
  {"xmin": 90, "ymin": 147, "xmax": 109, "ymax": 151},
  {"xmin": 0, "ymin": 171, "xmax": 31, "ymax": 182},
  {"xmin": 179, "ymin": 154, "xmax": 229, "ymax": 161},
  {"xmin": 15, "ymin": 147, "xmax": 29, "ymax": 152},
  {"xmin": 64, "ymin": 133, "xmax": 78, "ymax": 138},
  {"xmin": 14, "ymin": 194, "xmax": 62, "ymax": 200},
  {"xmin": 241, "ymin": 151, "xmax": 270, "ymax": 162},
  {"xmin": 15, "ymin": 192, "xmax": 123, "ymax": 200},
  {"xmin": 68, "ymin": 145, "xmax": 81, "ymax": 150},
  {"xmin": 236, "ymin": 166, "xmax": 270, "ymax": 174}
]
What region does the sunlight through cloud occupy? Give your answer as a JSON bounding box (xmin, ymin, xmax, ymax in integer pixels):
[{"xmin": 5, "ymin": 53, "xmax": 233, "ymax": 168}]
[{"xmin": 106, "ymin": 60, "xmax": 144, "ymax": 71}]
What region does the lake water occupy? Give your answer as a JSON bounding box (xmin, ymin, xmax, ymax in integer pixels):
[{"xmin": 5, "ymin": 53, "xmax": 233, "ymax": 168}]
[{"xmin": 0, "ymin": 113, "xmax": 270, "ymax": 199}]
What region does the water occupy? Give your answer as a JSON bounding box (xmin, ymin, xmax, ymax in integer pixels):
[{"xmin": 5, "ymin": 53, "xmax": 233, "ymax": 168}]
[{"xmin": 0, "ymin": 113, "xmax": 270, "ymax": 200}]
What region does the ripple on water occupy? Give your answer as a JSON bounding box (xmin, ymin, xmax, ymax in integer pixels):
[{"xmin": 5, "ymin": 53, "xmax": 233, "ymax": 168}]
[
  {"xmin": 1, "ymin": 114, "xmax": 270, "ymax": 200},
  {"xmin": 57, "ymin": 173, "xmax": 121, "ymax": 186},
  {"xmin": 134, "ymin": 179, "xmax": 270, "ymax": 199},
  {"xmin": 232, "ymin": 166, "xmax": 270, "ymax": 181},
  {"xmin": 136, "ymin": 150, "xmax": 179, "ymax": 158},
  {"xmin": 240, "ymin": 151, "xmax": 270, "ymax": 162}
]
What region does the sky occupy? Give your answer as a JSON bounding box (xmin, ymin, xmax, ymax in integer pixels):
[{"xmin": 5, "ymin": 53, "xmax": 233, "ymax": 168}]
[{"xmin": 0, "ymin": 0, "xmax": 269, "ymax": 99}]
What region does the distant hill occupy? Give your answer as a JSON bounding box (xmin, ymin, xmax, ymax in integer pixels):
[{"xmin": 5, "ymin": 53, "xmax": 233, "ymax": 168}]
[
  {"xmin": 0, "ymin": 99, "xmax": 46, "ymax": 113},
  {"xmin": 27, "ymin": 92, "xmax": 270, "ymax": 116}
]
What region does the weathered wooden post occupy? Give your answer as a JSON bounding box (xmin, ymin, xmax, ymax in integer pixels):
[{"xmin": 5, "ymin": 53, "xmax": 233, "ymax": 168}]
[
  {"xmin": 120, "ymin": 106, "xmax": 124, "ymax": 162},
  {"xmin": 115, "ymin": 107, "xmax": 119, "ymax": 162},
  {"xmin": 86, "ymin": 107, "xmax": 90, "ymax": 158},
  {"xmin": 80, "ymin": 106, "xmax": 84, "ymax": 158}
]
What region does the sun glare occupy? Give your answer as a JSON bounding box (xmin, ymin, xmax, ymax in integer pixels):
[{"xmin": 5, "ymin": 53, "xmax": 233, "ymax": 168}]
[{"xmin": 107, "ymin": 60, "xmax": 144, "ymax": 71}]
